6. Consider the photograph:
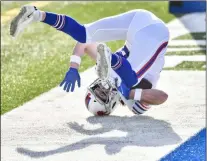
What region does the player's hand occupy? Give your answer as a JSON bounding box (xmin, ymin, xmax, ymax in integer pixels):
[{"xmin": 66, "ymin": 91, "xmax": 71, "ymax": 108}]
[
  {"xmin": 60, "ymin": 67, "xmax": 81, "ymax": 92},
  {"xmin": 117, "ymin": 81, "xmax": 130, "ymax": 99}
]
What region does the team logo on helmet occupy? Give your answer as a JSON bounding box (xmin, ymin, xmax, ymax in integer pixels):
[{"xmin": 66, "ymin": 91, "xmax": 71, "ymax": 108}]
[{"xmin": 85, "ymin": 93, "xmax": 91, "ymax": 109}]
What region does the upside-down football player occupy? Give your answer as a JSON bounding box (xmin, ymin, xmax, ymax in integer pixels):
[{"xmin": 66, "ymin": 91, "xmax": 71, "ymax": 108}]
[{"xmin": 10, "ymin": 5, "xmax": 169, "ymax": 116}]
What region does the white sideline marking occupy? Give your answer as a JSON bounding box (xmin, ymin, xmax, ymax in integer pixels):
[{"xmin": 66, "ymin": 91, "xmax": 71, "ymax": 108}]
[
  {"xmin": 164, "ymin": 55, "xmax": 205, "ymax": 68},
  {"xmin": 1, "ymin": 70, "xmax": 205, "ymax": 161},
  {"xmin": 169, "ymin": 40, "xmax": 206, "ymax": 46}
]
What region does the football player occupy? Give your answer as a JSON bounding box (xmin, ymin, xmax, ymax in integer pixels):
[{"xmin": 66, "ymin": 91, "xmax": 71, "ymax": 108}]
[{"xmin": 10, "ymin": 6, "xmax": 169, "ymax": 115}]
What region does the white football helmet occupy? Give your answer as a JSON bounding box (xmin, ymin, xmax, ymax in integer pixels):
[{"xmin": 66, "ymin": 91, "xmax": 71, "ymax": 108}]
[{"xmin": 85, "ymin": 78, "xmax": 120, "ymax": 116}]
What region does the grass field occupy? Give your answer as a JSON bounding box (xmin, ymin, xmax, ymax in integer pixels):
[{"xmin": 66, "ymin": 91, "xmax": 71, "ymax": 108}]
[
  {"xmin": 1, "ymin": 1, "xmax": 206, "ymax": 115},
  {"xmin": 165, "ymin": 61, "xmax": 205, "ymax": 71},
  {"xmin": 1, "ymin": 1, "xmax": 176, "ymax": 114},
  {"xmin": 165, "ymin": 31, "xmax": 206, "ymax": 71},
  {"xmin": 1, "ymin": 1, "xmax": 30, "ymax": 12}
]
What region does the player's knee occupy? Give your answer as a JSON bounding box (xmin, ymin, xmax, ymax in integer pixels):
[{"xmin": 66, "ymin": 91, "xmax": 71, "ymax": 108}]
[{"xmin": 130, "ymin": 101, "xmax": 151, "ymax": 115}]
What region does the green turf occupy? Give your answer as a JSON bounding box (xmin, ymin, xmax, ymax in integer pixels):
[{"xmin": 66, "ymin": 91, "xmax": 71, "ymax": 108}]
[
  {"xmin": 164, "ymin": 61, "xmax": 205, "ymax": 71},
  {"xmin": 174, "ymin": 32, "xmax": 206, "ymax": 40},
  {"xmin": 1, "ymin": 2, "xmax": 175, "ymax": 114},
  {"xmin": 1, "ymin": 1, "xmax": 30, "ymax": 13},
  {"xmin": 166, "ymin": 50, "xmax": 206, "ymax": 55}
]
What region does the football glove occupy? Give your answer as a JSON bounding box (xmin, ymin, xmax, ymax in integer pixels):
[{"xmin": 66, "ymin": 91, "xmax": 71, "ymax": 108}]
[{"xmin": 60, "ymin": 67, "xmax": 81, "ymax": 92}]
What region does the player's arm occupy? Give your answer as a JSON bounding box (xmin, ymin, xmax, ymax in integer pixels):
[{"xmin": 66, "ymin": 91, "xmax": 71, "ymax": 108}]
[
  {"xmin": 70, "ymin": 42, "xmax": 97, "ymax": 69},
  {"xmin": 129, "ymin": 88, "xmax": 168, "ymax": 105},
  {"xmin": 60, "ymin": 42, "xmax": 97, "ymax": 92},
  {"xmin": 118, "ymin": 82, "xmax": 168, "ymax": 105}
]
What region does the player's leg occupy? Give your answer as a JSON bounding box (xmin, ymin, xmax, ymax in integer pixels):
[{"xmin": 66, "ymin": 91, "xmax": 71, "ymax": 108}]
[
  {"xmin": 10, "ymin": 5, "xmax": 87, "ymax": 41},
  {"xmin": 127, "ymin": 23, "xmax": 169, "ymax": 85},
  {"xmin": 10, "ymin": 6, "xmax": 137, "ymax": 42}
]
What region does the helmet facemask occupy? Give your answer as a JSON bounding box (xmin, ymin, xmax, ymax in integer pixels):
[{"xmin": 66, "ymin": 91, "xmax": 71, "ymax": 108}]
[{"xmin": 87, "ymin": 78, "xmax": 120, "ymax": 112}]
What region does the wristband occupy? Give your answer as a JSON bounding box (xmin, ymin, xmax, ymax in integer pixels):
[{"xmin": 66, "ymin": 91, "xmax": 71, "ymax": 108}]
[
  {"xmin": 134, "ymin": 89, "xmax": 142, "ymax": 101},
  {"xmin": 70, "ymin": 55, "xmax": 81, "ymax": 65}
]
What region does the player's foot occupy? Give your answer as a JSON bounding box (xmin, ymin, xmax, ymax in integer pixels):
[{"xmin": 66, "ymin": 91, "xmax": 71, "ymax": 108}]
[
  {"xmin": 96, "ymin": 43, "xmax": 112, "ymax": 80},
  {"xmin": 10, "ymin": 5, "xmax": 41, "ymax": 38}
]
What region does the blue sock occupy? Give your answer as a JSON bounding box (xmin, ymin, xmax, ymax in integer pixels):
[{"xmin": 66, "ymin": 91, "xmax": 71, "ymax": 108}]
[
  {"xmin": 42, "ymin": 12, "xmax": 86, "ymax": 43},
  {"xmin": 111, "ymin": 53, "xmax": 138, "ymax": 88}
]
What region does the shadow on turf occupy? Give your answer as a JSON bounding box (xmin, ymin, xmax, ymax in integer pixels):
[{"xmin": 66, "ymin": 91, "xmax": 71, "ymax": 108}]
[{"xmin": 16, "ymin": 115, "xmax": 182, "ymax": 158}]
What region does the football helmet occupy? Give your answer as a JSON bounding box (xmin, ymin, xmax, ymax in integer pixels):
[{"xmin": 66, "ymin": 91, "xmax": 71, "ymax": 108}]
[{"xmin": 85, "ymin": 78, "xmax": 120, "ymax": 116}]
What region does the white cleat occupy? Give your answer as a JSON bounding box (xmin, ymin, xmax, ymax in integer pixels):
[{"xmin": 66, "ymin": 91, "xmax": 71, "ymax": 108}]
[
  {"xmin": 10, "ymin": 5, "xmax": 39, "ymax": 38},
  {"xmin": 96, "ymin": 43, "xmax": 112, "ymax": 80}
]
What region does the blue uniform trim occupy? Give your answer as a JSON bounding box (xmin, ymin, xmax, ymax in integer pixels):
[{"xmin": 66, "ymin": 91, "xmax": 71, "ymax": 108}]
[
  {"xmin": 135, "ymin": 102, "xmax": 147, "ymax": 111},
  {"xmin": 136, "ymin": 42, "xmax": 168, "ymax": 78},
  {"xmin": 132, "ymin": 106, "xmax": 142, "ymax": 114}
]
